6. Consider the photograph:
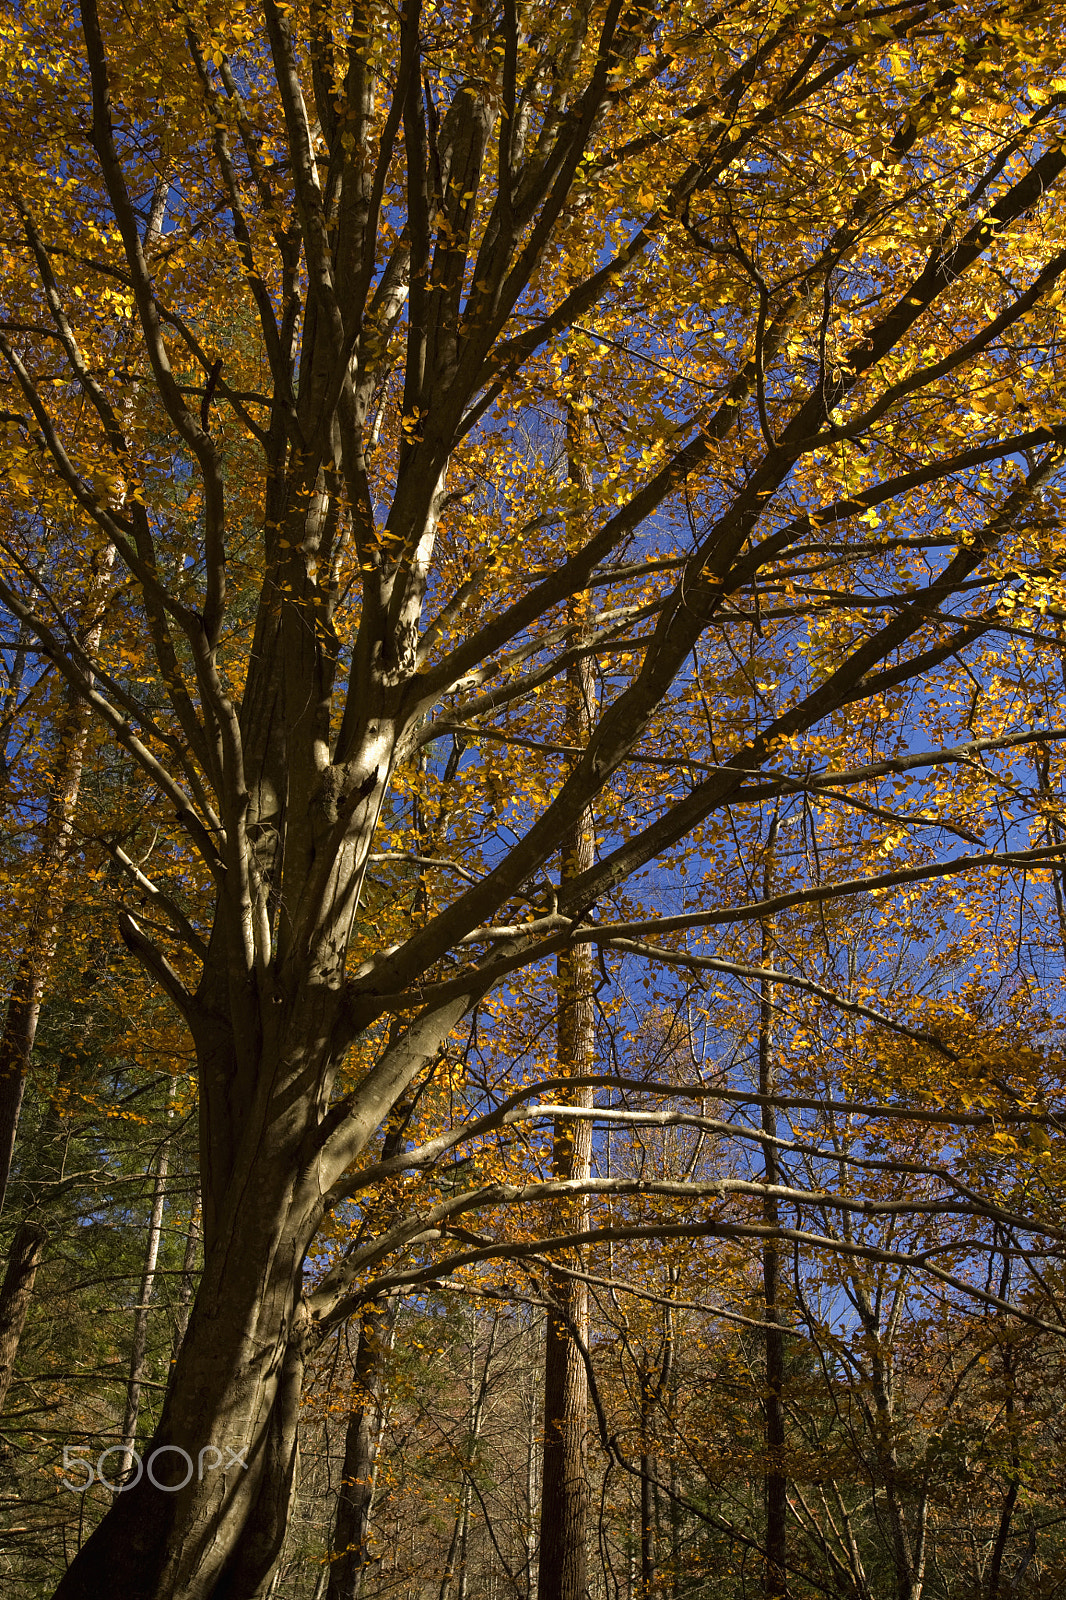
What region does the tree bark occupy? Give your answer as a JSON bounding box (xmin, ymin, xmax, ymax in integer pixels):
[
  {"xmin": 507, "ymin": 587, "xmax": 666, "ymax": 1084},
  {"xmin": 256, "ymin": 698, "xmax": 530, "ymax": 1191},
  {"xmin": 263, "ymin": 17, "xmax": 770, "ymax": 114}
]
[
  {"xmin": 51, "ymin": 1108, "xmax": 318, "ymax": 1600},
  {"xmin": 0, "ymin": 1218, "xmax": 47, "ymax": 1416},
  {"xmin": 538, "ymin": 404, "xmax": 596, "ymax": 1600},
  {"xmin": 758, "ymin": 826, "xmax": 788, "ymax": 1600},
  {"xmin": 537, "ymin": 1043, "xmax": 593, "ymax": 1600},
  {"xmin": 638, "ymin": 1397, "xmax": 657, "ymax": 1600}
]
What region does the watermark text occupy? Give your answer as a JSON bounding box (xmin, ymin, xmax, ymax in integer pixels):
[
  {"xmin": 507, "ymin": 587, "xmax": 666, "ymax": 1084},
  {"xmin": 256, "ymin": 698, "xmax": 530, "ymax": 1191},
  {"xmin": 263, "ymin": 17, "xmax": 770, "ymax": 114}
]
[{"xmin": 61, "ymin": 1443, "xmax": 248, "ymax": 1492}]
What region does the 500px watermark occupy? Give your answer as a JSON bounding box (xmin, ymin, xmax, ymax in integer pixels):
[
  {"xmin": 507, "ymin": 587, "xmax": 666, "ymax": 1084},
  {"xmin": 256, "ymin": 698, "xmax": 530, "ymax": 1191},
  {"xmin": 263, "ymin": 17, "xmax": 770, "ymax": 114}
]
[{"xmin": 61, "ymin": 1444, "xmax": 248, "ymax": 1493}]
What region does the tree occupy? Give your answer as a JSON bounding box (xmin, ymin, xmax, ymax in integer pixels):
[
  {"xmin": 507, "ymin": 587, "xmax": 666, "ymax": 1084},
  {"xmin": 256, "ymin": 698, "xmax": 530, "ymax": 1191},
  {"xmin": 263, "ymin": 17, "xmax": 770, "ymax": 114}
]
[
  {"xmin": 538, "ymin": 400, "xmax": 597, "ymax": 1600},
  {"xmin": 2, "ymin": 1, "xmax": 1066, "ymax": 1596}
]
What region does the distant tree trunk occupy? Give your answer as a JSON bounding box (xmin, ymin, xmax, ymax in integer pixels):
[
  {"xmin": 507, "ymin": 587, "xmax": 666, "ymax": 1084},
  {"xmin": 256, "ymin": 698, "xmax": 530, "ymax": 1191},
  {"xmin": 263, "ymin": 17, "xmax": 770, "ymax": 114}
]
[
  {"xmin": 440, "ymin": 1475, "xmax": 474, "ymax": 1600},
  {"xmin": 0, "ymin": 1218, "xmax": 47, "ymax": 1415},
  {"xmin": 170, "ymin": 1186, "xmax": 201, "ymax": 1367},
  {"xmin": 328, "ymin": 1111, "xmax": 408, "ymax": 1600},
  {"xmin": 668, "ymin": 1449, "xmax": 682, "ymax": 1600},
  {"xmin": 119, "ymin": 1138, "xmax": 171, "ymax": 1479},
  {"xmin": 759, "ymin": 827, "xmax": 788, "ymax": 1600},
  {"xmin": 0, "ymin": 543, "xmax": 115, "ymax": 1215},
  {"xmin": 538, "ymin": 1091, "xmax": 592, "ymax": 1600},
  {"xmin": 846, "ymin": 1268, "xmax": 926, "ymax": 1600},
  {"xmin": 638, "ymin": 1385, "xmax": 657, "ymax": 1600},
  {"xmin": 986, "ymin": 1454, "xmax": 1019, "ymax": 1600},
  {"xmin": 538, "ymin": 403, "xmax": 595, "ymax": 1600},
  {"xmin": 327, "ymin": 1292, "xmax": 398, "ymax": 1600},
  {"xmin": 635, "ymin": 1295, "xmax": 675, "ymax": 1600},
  {"xmin": 525, "ymin": 1352, "xmax": 540, "ymax": 1593},
  {"xmin": 441, "ymin": 1311, "xmax": 498, "ymax": 1600},
  {"xmin": 986, "ymin": 1244, "xmax": 1019, "ymax": 1600}
]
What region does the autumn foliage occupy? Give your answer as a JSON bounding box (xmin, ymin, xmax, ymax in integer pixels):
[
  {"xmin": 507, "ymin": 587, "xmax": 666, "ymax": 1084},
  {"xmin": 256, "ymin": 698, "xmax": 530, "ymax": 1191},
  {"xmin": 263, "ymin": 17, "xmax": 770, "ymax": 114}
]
[{"xmin": 1, "ymin": 0, "xmax": 1066, "ymax": 1596}]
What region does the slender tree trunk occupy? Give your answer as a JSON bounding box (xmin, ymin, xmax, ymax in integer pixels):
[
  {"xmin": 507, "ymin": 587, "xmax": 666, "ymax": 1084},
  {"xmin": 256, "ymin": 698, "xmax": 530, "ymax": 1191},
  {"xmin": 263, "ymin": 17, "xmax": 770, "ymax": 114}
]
[
  {"xmin": 760, "ymin": 1129, "xmax": 787, "ymax": 1594},
  {"xmin": 668, "ymin": 1438, "xmax": 681, "ymax": 1600},
  {"xmin": 0, "ymin": 1217, "xmax": 47, "ymax": 1415},
  {"xmin": 538, "ymin": 403, "xmax": 596, "ymax": 1600},
  {"xmin": 171, "ymin": 1187, "xmax": 201, "ymax": 1367},
  {"xmin": 526, "ymin": 1352, "xmax": 539, "ymax": 1596},
  {"xmin": 327, "ymin": 1293, "xmax": 398, "ymax": 1600},
  {"xmin": 441, "ymin": 1311, "xmax": 497, "ymax": 1600},
  {"xmin": 0, "ymin": 1056, "xmax": 84, "ymax": 1418},
  {"xmin": 759, "ymin": 828, "xmax": 788, "ymax": 1600},
  {"xmin": 635, "ymin": 1299, "xmax": 675, "ymax": 1600},
  {"xmin": 987, "ymin": 1245, "xmax": 1019, "ymax": 1600},
  {"xmin": 328, "ymin": 1109, "xmax": 408, "ymax": 1600},
  {"xmin": 849, "ymin": 1283, "xmax": 919, "ymax": 1600},
  {"xmin": 538, "ymin": 1117, "xmax": 592, "ymax": 1600},
  {"xmin": 639, "ymin": 1383, "xmax": 657, "ymax": 1600},
  {"xmin": 440, "ymin": 1495, "xmax": 465, "ymax": 1600},
  {"xmin": 119, "ymin": 1138, "xmax": 171, "ymax": 1480},
  {"xmin": 455, "ymin": 1478, "xmax": 474, "ymax": 1600},
  {"xmin": 0, "ymin": 544, "xmax": 115, "ymax": 1216}
]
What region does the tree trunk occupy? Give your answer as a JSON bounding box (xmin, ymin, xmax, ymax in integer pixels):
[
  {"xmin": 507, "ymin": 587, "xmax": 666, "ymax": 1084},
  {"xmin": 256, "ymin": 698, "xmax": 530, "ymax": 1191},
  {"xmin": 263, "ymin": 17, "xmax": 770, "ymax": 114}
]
[
  {"xmin": 668, "ymin": 1446, "xmax": 681, "ymax": 1600},
  {"xmin": 119, "ymin": 1138, "xmax": 172, "ymax": 1480},
  {"xmin": 848, "ymin": 1276, "xmax": 922, "ymax": 1600},
  {"xmin": 327, "ymin": 1293, "xmax": 398, "ymax": 1600},
  {"xmin": 639, "ymin": 1405, "xmax": 657, "ymax": 1600},
  {"xmin": 441, "ymin": 1311, "xmax": 497, "ymax": 1600},
  {"xmin": 51, "ymin": 1115, "xmax": 318, "ymax": 1600},
  {"xmin": 171, "ymin": 1186, "xmax": 201, "ymax": 1367},
  {"xmin": 987, "ymin": 1247, "xmax": 1019, "ymax": 1600},
  {"xmin": 759, "ymin": 830, "xmax": 788, "ymax": 1600},
  {"xmin": 537, "ymin": 1120, "xmax": 592, "ymax": 1600},
  {"xmin": 537, "ymin": 402, "xmax": 596, "ymax": 1600},
  {"xmin": 525, "ymin": 1354, "xmax": 540, "ymax": 1594},
  {"xmin": 48, "ymin": 704, "xmax": 472, "ymax": 1600},
  {"xmin": 635, "ymin": 1299, "xmax": 675, "ymax": 1600},
  {"xmin": 0, "ymin": 1218, "xmax": 47, "ymax": 1416},
  {"xmin": 327, "ymin": 1107, "xmax": 409, "ymax": 1600}
]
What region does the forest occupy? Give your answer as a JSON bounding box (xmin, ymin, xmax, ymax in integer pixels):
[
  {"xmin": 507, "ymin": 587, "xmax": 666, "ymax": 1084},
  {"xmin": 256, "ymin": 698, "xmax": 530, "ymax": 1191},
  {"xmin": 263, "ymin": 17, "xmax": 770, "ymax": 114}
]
[{"xmin": 1, "ymin": 0, "xmax": 1066, "ymax": 1596}]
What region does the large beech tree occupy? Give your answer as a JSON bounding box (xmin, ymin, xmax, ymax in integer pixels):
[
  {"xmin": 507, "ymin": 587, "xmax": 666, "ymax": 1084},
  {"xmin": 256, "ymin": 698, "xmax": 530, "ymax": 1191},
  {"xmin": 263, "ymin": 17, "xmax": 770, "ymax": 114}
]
[{"xmin": 3, "ymin": 0, "xmax": 1066, "ymax": 1596}]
